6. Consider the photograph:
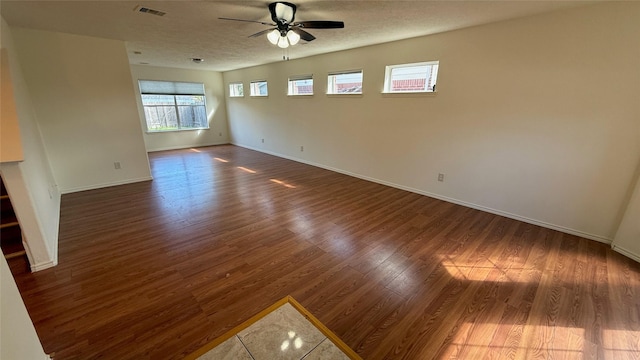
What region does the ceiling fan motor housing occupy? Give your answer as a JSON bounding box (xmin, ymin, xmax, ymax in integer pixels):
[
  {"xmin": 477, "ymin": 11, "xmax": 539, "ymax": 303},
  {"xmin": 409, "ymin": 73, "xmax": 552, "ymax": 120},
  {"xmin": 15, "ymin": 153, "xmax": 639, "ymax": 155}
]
[{"xmin": 269, "ymin": 2, "xmax": 297, "ymax": 24}]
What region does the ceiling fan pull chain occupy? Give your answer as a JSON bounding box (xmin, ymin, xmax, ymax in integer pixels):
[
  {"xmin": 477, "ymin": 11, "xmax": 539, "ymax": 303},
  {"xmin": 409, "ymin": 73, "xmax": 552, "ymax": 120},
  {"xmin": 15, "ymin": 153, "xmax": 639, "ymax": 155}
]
[{"xmin": 282, "ymin": 48, "xmax": 290, "ymax": 61}]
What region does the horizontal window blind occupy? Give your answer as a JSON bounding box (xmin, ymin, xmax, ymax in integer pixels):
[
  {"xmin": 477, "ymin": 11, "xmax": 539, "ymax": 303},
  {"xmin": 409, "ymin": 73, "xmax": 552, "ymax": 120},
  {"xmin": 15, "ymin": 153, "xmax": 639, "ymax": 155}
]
[
  {"xmin": 139, "ymin": 80, "xmax": 205, "ymax": 95},
  {"xmin": 327, "ymin": 70, "xmax": 361, "ymax": 76},
  {"xmin": 288, "ymin": 74, "xmax": 313, "ymax": 81},
  {"xmin": 327, "ymin": 70, "xmax": 363, "ymax": 94}
]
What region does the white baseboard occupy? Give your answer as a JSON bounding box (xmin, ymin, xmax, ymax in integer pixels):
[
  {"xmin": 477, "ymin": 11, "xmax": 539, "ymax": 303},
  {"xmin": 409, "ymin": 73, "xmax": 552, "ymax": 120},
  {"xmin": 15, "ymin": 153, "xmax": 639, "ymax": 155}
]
[
  {"xmin": 61, "ymin": 176, "xmax": 153, "ymax": 194},
  {"xmin": 612, "ymin": 244, "xmax": 640, "ymax": 263},
  {"xmin": 233, "ymin": 142, "xmax": 613, "ymax": 245},
  {"xmin": 31, "ymin": 259, "xmax": 56, "ymax": 272},
  {"xmin": 147, "ymin": 142, "xmax": 230, "ymax": 153}
]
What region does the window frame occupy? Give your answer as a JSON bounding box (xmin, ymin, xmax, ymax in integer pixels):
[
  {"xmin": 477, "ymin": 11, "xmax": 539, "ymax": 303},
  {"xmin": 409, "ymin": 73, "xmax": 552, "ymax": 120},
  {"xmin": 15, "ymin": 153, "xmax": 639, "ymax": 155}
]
[
  {"xmin": 288, "ymin": 75, "xmax": 314, "ymax": 96},
  {"xmin": 250, "ymin": 80, "xmax": 269, "ymax": 97},
  {"xmin": 228, "ymin": 82, "xmax": 244, "ymax": 97},
  {"xmin": 138, "ymin": 80, "xmax": 209, "ymax": 133},
  {"xmin": 383, "ymin": 61, "xmax": 439, "ymax": 94},
  {"xmin": 327, "ymin": 70, "xmax": 363, "ymax": 95}
]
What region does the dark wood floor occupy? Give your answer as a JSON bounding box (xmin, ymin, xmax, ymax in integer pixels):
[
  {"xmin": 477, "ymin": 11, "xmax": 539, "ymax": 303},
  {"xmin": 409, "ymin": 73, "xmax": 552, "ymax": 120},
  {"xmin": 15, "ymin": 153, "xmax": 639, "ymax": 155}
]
[{"xmin": 13, "ymin": 145, "xmax": 640, "ymax": 359}]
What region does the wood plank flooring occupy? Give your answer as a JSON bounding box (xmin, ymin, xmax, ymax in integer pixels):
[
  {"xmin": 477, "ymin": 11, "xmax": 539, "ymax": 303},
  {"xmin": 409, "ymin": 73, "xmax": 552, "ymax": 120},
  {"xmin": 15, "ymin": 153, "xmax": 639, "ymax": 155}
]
[{"xmin": 12, "ymin": 145, "xmax": 640, "ymax": 359}]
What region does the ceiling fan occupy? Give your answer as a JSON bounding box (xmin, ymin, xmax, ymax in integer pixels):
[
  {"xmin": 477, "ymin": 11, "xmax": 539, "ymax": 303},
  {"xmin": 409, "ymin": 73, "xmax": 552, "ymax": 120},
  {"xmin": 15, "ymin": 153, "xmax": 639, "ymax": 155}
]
[{"xmin": 219, "ymin": 1, "xmax": 344, "ymax": 48}]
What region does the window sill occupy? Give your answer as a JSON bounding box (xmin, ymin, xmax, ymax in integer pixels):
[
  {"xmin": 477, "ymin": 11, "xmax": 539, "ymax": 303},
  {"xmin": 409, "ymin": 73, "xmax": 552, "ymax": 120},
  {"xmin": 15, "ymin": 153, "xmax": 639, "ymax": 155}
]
[
  {"xmin": 326, "ymin": 93, "xmax": 363, "ymax": 98},
  {"xmin": 381, "ymin": 91, "xmax": 437, "ymax": 98},
  {"xmin": 287, "ymin": 94, "xmax": 314, "ymax": 97},
  {"xmin": 146, "ymin": 128, "xmax": 209, "ymax": 134}
]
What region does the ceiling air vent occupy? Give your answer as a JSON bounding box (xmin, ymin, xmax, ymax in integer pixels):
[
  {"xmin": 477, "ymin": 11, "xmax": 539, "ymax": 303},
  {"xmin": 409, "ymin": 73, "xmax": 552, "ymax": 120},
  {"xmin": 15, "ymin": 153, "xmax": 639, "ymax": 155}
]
[{"xmin": 134, "ymin": 5, "xmax": 166, "ymax": 17}]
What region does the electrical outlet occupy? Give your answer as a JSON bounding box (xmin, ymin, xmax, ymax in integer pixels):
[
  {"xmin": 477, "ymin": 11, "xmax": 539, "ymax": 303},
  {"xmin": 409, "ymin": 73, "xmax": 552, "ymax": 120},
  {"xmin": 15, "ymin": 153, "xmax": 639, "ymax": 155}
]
[
  {"xmin": 438, "ymin": 173, "xmax": 444, "ymax": 182},
  {"xmin": 114, "ymin": 162, "xmax": 121, "ymax": 170},
  {"xmin": 261, "ymin": 138, "xmax": 264, "ymax": 143},
  {"xmin": 219, "ymin": 132, "xmax": 222, "ymax": 136},
  {"xmin": 300, "ymin": 146, "xmax": 304, "ymax": 152}
]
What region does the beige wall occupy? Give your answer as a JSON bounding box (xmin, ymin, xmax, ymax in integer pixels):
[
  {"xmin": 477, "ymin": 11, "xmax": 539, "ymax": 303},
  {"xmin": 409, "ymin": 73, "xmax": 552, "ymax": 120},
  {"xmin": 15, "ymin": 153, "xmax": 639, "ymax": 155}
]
[
  {"xmin": 1, "ymin": 18, "xmax": 59, "ymax": 270},
  {"xmin": 11, "ymin": 28, "xmax": 151, "ymax": 193},
  {"xmin": 129, "ymin": 65, "xmax": 230, "ymax": 152},
  {"xmin": 224, "ymin": 2, "xmax": 640, "ymax": 244}
]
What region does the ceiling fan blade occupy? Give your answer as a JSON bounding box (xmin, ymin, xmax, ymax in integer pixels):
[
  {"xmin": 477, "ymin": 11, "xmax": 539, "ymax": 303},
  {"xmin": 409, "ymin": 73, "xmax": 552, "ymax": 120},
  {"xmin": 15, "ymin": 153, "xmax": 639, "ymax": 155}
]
[
  {"xmin": 218, "ymin": 17, "xmax": 274, "ymax": 26},
  {"xmin": 291, "ymin": 27, "xmax": 315, "ymax": 42},
  {"xmin": 295, "ymin": 21, "xmax": 344, "ymax": 29},
  {"xmin": 249, "ymin": 28, "xmax": 276, "ymax": 38},
  {"xmin": 269, "ymin": 2, "xmax": 296, "ymax": 24}
]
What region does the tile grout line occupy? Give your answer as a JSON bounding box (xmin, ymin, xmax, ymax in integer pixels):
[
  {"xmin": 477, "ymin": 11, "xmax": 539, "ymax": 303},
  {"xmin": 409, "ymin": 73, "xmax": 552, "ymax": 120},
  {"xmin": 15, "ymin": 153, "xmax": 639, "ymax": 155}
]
[
  {"xmin": 236, "ymin": 335, "xmax": 256, "ymax": 360},
  {"xmin": 300, "ymin": 337, "xmax": 329, "ymax": 359}
]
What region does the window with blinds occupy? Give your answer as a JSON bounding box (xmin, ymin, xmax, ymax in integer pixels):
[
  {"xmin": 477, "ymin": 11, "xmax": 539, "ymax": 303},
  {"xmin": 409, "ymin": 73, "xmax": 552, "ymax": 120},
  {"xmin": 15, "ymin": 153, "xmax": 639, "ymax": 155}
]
[
  {"xmin": 383, "ymin": 61, "xmax": 439, "ymax": 93},
  {"xmin": 138, "ymin": 80, "xmax": 208, "ymax": 132},
  {"xmin": 250, "ymin": 81, "xmax": 268, "ymax": 97},
  {"xmin": 229, "ymin": 82, "xmax": 244, "ymax": 97},
  {"xmin": 327, "ymin": 70, "xmax": 363, "ymax": 94},
  {"xmin": 288, "ymin": 75, "xmax": 313, "ymax": 96}
]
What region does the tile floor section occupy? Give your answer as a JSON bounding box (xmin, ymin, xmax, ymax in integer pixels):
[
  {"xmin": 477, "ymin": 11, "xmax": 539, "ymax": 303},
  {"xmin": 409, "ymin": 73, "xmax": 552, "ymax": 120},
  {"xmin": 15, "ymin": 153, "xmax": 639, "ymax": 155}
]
[{"xmin": 197, "ymin": 303, "xmax": 350, "ymax": 360}]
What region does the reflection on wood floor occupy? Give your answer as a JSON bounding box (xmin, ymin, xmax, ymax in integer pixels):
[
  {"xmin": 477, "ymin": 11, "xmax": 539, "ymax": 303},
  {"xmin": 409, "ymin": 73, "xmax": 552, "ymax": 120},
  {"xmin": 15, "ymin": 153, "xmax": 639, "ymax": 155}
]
[{"xmin": 13, "ymin": 145, "xmax": 640, "ymax": 359}]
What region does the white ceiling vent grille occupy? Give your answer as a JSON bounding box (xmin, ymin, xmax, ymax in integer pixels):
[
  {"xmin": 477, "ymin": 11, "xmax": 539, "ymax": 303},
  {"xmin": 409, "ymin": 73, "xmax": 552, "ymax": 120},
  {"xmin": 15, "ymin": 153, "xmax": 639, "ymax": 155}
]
[{"xmin": 134, "ymin": 5, "xmax": 166, "ymax": 17}]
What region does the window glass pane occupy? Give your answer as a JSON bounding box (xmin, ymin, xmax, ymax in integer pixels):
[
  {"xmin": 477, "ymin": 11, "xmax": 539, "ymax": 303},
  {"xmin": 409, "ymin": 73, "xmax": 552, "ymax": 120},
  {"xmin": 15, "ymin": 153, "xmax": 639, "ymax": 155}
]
[
  {"xmin": 177, "ymin": 105, "xmax": 207, "ymax": 128},
  {"xmin": 229, "ymin": 83, "xmax": 244, "ymax": 97},
  {"xmin": 175, "ymin": 95, "xmax": 207, "ymax": 129},
  {"xmin": 390, "ymin": 66, "xmax": 427, "ymax": 92},
  {"xmin": 141, "ymin": 94, "xmax": 175, "ymax": 106},
  {"xmin": 139, "ymin": 82, "xmax": 209, "ymax": 132},
  {"xmin": 327, "ymin": 71, "xmax": 363, "ymax": 94},
  {"xmin": 288, "ymin": 78, "xmax": 313, "ymax": 95},
  {"xmin": 384, "ymin": 62, "xmax": 439, "ymax": 93},
  {"xmin": 175, "ymin": 95, "xmax": 205, "ymax": 106},
  {"xmin": 144, "ymin": 106, "xmax": 178, "ymax": 131},
  {"xmin": 250, "ymin": 81, "xmax": 268, "ymax": 96}
]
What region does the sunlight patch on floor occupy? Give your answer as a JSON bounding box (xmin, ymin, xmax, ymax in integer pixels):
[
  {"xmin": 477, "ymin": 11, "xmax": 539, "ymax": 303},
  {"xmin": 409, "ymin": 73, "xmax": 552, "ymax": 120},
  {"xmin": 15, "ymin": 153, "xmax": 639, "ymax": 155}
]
[
  {"xmin": 237, "ymin": 166, "xmax": 257, "ymax": 173},
  {"xmin": 444, "ymin": 323, "xmax": 588, "ymax": 359},
  {"xmin": 440, "ymin": 255, "xmax": 521, "ymax": 283},
  {"xmin": 270, "ymin": 178, "xmax": 296, "ymax": 188},
  {"xmin": 602, "ymin": 328, "xmax": 640, "ymax": 357}
]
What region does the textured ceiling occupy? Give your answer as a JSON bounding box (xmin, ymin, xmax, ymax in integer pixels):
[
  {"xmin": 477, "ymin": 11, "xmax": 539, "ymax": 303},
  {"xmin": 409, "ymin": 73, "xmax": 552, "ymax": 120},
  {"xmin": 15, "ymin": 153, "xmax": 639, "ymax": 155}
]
[{"xmin": 1, "ymin": 1, "xmax": 594, "ymax": 72}]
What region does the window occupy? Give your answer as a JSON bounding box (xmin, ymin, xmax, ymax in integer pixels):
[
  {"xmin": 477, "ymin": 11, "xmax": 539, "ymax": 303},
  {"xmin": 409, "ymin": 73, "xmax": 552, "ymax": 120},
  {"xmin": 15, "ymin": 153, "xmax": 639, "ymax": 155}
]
[
  {"xmin": 327, "ymin": 70, "xmax": 363, "ymax": 94},
  {"xmin": 383, "ymin": 61, "xmax": 439, "ymax": 93},
  {"xmin": 250, "ymin": 80, "xmax": 268, "ymax": 97},
  {"xmin": 288, "ymin": 75, "xmax": 313, "ymax": 96},
  {"xmin": 229, "ymin": 82, "xmax": 244, "ymax": 97},
  {"xmin": 138, "ymin": 80, "xmax": 208, "ymax": 132}
]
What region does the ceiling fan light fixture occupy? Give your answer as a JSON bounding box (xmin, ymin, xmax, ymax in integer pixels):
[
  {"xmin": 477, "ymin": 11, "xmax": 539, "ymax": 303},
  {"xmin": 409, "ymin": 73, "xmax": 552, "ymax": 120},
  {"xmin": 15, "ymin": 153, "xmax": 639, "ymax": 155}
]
[
  {"xmin": 277, "ymin": 35, "xmax": 290, "ymax": 48},
  {"xmin": 286, "ymin": 30, "xmax": 300, "ymax": 46},
  {"xmin": 220, "ymin": 2, "xmax": 343, "ymax": 49},
  {"xmin": 267, "ymin": 29, "xmax": 280, "ymax": 45}
]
